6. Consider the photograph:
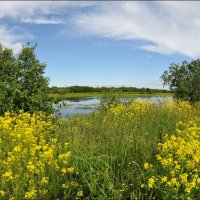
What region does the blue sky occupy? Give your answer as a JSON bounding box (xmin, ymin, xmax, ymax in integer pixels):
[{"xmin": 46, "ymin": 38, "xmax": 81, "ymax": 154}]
[{"xmin": 1, "ymin": 1, "xmax": 199, "ymax": 89}]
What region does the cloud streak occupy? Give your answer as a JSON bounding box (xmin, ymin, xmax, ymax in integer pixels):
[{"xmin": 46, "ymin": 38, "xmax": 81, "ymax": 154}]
[
  {"xmin": 0, "ymin": 1, "xmax": 92, "ymax": 51},
  {"xmin": 70, "ymin": 1, "xmax": 200, "ymax": 58},
  {"xmin": 0, "ymin": 25, "xmax": 33, "ymax": 53},
  {"xmin": 0, "ymin": 1, "xmax": 94, "ymax": 20},
  {"xmin": 21, "ymin": 17, "xmax": 65, "ymax": 25},
  {"xmin": 1, "ymin": 1, "xmax": 200, "ymax": 57}
]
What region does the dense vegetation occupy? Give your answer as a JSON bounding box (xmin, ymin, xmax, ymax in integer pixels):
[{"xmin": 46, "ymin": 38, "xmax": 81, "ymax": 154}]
[
  {"xmin": 0, "ymin": 43, "xmax": 199, "ymax": 199},
  {"xmin": 0, "ymin": 112, "xmax": 75, "ymax": 199},
  {"xmin": 48, "ymin": 86, "xmax": 172, "ymax": 102},
  {"xmin": 161, "ymin": 59, "xmax": 200, "ymax": 102},
  {"xmin": 0, "ymin": 101, "xmax": 199, "ymax": 199},
  {"xmin": 49, "ymin": 85, "xmax": 171, "ymax": 95},
  {"xmin": 0, "ymin": 44, "xmax": 51, "ymax": 115}
]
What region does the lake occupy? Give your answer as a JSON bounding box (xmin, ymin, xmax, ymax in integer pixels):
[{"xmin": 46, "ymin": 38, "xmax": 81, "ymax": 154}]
[{"xmin": 53, "ymin": 96, "xmax": 173, "ymax": 117}]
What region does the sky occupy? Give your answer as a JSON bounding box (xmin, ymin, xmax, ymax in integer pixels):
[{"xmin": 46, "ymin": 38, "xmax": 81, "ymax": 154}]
[{"xmin": 1, "ymin": 1, "xmax": 199, "ymax": 89}]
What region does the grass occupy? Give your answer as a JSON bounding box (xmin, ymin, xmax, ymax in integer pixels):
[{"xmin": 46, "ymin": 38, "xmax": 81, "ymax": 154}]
[
  {"xmin": 0, "ymin": 100, "xmax": 199, "ymax": 199},
  {"xmin": 57, "ymin": 100, "xmax": 200, "ymax": 199},
  {"xmin": 49, "ymin": 92, "xmax": 172, "ymax": 102}
]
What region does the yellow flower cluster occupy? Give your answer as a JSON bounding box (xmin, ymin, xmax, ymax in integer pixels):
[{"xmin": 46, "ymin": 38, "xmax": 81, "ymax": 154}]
[
  {"xmin": 0, "ymin": 111, "xmax": 74, "ymax": 199},
  {"xmin": 144, "ymin": 117, "xmax": 200, "ymax": 199},
  {"xmin": 104, "ymin": 101, "xmax": 156, "ymax": 128},
  {"xmin": 157, "ymin": 118, "xmax": 200, "ymax": 193},
  {"xmin": 147, "ymin": 176, "xmax": 157, "ymax": 189},
  {"xmin": 161, "ymin": 100, "xmax": 194, "ymax": 120},
  {"xmin": 109, "ymin": 101, "xmax": 155, "ymax": 116},
  {"xmin": 144, "ymin": 162, "xmax": 153, "ymax": 170}
]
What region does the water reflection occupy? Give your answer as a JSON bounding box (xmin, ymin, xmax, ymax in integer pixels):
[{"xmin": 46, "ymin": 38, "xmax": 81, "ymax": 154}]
[
  {"xmin": 53, "ymin": 97, "xmax": 100, "ymax": 117},
  {"xmin": 53, "ymin": 96, "xmax": 173, "ymax": 117}
]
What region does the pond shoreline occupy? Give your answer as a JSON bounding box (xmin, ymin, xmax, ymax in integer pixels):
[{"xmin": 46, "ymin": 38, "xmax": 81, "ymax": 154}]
[
  {"xmin": 53, "ymin": 96, "xmax": 173, "ymax": 117},
  {"xmin": 49, "ymin": 92, "xmax": 172, "ymax": 102}
]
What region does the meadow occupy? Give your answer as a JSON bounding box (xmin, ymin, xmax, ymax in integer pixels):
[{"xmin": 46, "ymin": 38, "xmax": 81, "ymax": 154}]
[
  {"xmin": 0, "ymin": 100, "xmax": 199, "ymax": 199},
  {"xmin": 48, "ymin": 92, "xmax": 172, "ymax": 103}
]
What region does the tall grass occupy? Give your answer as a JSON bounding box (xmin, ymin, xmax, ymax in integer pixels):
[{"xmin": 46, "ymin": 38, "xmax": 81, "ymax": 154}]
[
  {"xmin": 48, "ymin": 92, "xmax": 172, "ymax": 103},
  {"xmin": 57, "ymin": 100, "xmax": 200, "ymax": 199},
  {"xmin": 0, "ymin": 100, "xmax": 199, "ymax": 199}
]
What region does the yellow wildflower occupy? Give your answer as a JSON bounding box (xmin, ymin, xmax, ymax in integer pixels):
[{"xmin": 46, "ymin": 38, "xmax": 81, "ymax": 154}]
[
  {"xmin": 161, "ymin": 176, "xmax": 167, "ymax": 183},
  {"xmin": 67, "ymin": 167, "xmax": 74, "ymax": 173},
  {"xmin": 40, "ymin": 177, "xmax": 49, "ymax": 185},
  {"xmin": 77, "ymin": 190, "xmax": 84, "ymax": 197},
  {"xmin": 0, "ymin": 190, "xmax": 5, "ymax": 196},
  {"xmin": 144, "ymin": 162, "xmax": 149, "ymax": 170},
  {"xmin": 2, "ymin": 171, "xmax": 13, "ymax": 181},
  {"xmin": 25, "ymin": 189, "xmax": 37, "ymax": 199},
  {"xmin": 148, "ymin": 176, "xmax": 156, "ymax": 189}
]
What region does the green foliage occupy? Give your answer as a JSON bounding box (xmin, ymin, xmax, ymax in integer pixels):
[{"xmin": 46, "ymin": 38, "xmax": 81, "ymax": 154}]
[
  {"xmin": 100, "ymin": 89, "xmax": 122, "ymax": 111},
  {"xmin": 49, "ymin": 85, "xmax": 171, "ymax": 95},
  {"xmin": 48, "ymin": 86, "xmax": 171, "ymax": 103},
  {"xmin": 161, "ymin": 59, "xmax": 200, "ymax": 102},
  {"xmin": 0, "ymin": 43, "xmax": 52, "ymax": 115},
  {"xmin": 0, "ymin": 46, "xmax": 19, "ymax": 114}
]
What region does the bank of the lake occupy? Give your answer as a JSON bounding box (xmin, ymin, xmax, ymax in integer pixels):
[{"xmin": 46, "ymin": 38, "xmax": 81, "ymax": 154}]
[
  {"xmin": 53, "ymin": 96, "xmax": 173, "ymax": 117},
  {"xmin": 49, "ymin": 92, "xmax": 172, "ymax": 102}
]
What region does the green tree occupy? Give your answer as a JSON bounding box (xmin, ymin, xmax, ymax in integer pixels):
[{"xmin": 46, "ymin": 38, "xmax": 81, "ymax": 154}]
[
  {"xmin": 0, "ymin": 45, "xmax": 20, "ymax": 114},
  {"xmin": 0, "ymin": 43, "xmax": 52, "ymax": 115},
  {"xmin": 161, "ymin": 59, "xmax": 200, "ymax": 102}
]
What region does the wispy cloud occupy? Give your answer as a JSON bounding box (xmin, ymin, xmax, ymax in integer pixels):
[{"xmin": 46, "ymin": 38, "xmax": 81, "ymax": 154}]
[
  {"xmin": 0, "ymin": 25, "xmax": 32, "ymax": 53},
  {"xmin": 70, "ymin": 1, "xmax": 200, "ymax": 58},
  {"xmin": 0, "ymin": 1, "xmax": 93, "ymax": 20},
  {"xmin": 0, "ymin": 1, "xmax": 92, "ymax": 51},
  {"xmin": 1, "ymin": 1, "xmax": 200, "ymax": 57},
  {"xmin": 21, "ymin": 17, "xmax": 65, "ymax": 25}
]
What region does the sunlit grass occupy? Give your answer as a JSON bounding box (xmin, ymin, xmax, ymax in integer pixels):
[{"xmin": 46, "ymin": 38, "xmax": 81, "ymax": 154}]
[
  {"xmin": 48, "ymin": 92, "xmax": 172, "ymax": 102},
  {"xmin": 0, "ymin": 100, "xmax": 199, "ymax": 199},
  {"xmin": 57, "ymin": 100, "xmax": 200, "ymax": 199}
]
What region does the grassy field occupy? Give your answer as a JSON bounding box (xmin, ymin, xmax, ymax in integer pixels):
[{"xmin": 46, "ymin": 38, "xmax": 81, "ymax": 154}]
[
  {"xmin": 49, "ymin": 92, "xmax": 172, "ymax": 101},
  {"xmin": 58, "ymin": 100, "xmax": 200, "ymax": 199},
  {"xmin": 0, "ymin": 100, "xmax": 199, "ymax": 199}
]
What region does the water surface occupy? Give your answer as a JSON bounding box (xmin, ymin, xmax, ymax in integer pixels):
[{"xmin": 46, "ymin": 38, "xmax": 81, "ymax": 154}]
[{"xmin": 54, "ymin": 96, "xmax": 172, "ymax": 117}]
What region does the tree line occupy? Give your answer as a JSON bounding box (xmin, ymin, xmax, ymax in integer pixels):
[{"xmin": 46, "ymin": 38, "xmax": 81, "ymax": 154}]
[{"xmin": 48, "ymin": 85, "xmax": 171, "ymax": 94}]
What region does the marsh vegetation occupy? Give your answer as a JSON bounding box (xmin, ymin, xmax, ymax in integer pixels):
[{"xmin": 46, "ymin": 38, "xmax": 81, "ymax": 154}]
[{"xmin": 0, "ymin": 44, "xmax": 199, "ymax": 199}]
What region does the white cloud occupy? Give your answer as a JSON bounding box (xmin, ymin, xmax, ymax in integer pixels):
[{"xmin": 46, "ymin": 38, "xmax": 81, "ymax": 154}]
[
  {"xmin": 1, "ymin": 1, "xmax": 200, "ymax": 57},
  {"xmin": 0, "ymin": 1, "xmax": 92, "ymax": 52},
  {"xmin": 139, "ymin": 45, "xmax": 176, "ymax": 55},
  {"xmin": 21, "ymin": 17, "xmax": 65, "ymax": 25},
  {"xmin": 0, "ymin": 25, "xmax": 32, "ymax": 53},
  {"xmin": 0, "ymin": 1, "xmax": 95, "ymax": 20},
  {"xmin": 69, "ymin": 1, "xmax": 200, "ymax": 58}
]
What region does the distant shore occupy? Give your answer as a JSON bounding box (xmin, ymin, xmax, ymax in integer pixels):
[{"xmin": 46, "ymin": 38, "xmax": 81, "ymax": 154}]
[{"xmin": 49, "ymin": 92, "xmax": 173, "ymax": 101}]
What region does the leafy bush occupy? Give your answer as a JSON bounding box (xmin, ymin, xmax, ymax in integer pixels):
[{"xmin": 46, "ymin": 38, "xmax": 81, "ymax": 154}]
[
  {"xmin": 161, "ymin": 60, "xmax": 200, "ymax": 102},
  {"xmin": 0, "ymin": 44, "xmax": 52, "ymax": 115}
]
